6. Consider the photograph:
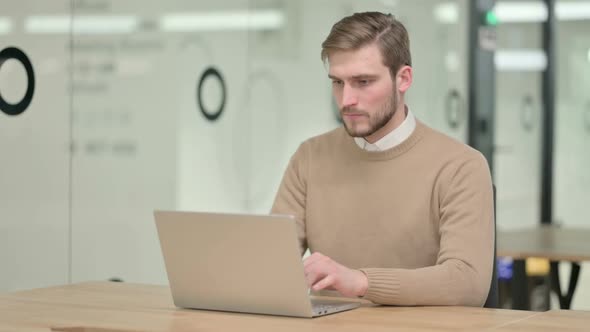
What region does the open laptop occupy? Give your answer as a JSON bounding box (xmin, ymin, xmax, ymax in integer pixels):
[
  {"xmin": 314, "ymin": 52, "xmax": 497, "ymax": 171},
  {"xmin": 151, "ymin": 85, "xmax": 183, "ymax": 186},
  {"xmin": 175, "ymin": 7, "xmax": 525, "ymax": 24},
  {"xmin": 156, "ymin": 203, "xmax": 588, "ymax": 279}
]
[{"xmin": 154, "ymin": 210, "xmax": 361, "ymax": 318}]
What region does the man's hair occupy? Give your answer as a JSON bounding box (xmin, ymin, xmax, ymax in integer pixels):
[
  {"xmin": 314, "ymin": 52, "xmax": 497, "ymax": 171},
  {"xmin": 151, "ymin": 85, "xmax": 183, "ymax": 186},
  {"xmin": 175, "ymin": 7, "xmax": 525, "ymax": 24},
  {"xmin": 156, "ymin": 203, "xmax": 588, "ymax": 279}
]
[{"xmin": 321, "ymin": 12, "xmax": 412, "ymax": 78}]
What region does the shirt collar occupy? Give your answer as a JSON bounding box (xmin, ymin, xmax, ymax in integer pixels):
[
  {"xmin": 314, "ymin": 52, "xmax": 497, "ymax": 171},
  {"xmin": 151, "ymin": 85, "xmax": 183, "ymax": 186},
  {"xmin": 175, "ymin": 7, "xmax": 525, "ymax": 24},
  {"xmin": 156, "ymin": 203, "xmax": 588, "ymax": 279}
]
[{"xmin": 354, "ymin": 107, "xmax": 416, "ymax": 152}]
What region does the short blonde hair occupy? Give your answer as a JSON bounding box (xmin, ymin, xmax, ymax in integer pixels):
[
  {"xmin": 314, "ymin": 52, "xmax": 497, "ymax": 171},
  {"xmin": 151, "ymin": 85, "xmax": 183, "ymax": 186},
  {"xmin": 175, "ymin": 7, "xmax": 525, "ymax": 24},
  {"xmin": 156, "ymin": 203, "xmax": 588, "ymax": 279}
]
[{"xmin": 321, "ymin": 12, "xmax": 412, "ymax": 78}]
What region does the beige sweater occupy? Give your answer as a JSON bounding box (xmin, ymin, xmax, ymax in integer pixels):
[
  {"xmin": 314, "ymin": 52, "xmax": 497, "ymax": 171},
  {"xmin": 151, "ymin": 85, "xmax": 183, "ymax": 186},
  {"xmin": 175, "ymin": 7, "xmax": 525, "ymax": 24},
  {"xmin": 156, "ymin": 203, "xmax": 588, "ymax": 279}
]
[{"xmin": 271, "ymin": 120, "xmax": 494, "ymax": 306}]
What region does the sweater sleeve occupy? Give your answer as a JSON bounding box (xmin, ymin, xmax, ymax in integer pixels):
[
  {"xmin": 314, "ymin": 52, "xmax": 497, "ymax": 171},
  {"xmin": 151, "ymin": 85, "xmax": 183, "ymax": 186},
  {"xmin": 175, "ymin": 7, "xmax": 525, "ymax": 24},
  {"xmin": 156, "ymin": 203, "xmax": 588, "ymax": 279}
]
[
  {"xmin": 360, "ymin": 153, "xmax": 495, "ymax": 306},
  {"xmin": 270, "ymin": 142, "xmax": 309, "ymax": 256}
]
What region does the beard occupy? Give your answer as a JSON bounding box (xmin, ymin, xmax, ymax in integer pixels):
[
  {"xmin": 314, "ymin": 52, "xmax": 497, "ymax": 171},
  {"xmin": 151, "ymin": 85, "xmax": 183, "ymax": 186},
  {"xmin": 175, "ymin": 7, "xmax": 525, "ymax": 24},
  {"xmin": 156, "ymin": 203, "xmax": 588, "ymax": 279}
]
[{"xmin": 340, "ymin": 91, "xmax": 399, "ymax": 138}]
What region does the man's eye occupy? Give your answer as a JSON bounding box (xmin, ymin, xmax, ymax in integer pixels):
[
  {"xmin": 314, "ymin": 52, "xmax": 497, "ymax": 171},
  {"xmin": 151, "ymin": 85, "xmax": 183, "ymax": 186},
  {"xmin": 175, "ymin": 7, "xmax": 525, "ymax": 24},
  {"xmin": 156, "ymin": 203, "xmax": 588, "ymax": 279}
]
[
  {"xmin": 332, "ymin": 80, "xmax": 343, "ymax": 86},
  {"xmin": 359, "ymin": 80, "xmax": 370, "ymax": 85}
]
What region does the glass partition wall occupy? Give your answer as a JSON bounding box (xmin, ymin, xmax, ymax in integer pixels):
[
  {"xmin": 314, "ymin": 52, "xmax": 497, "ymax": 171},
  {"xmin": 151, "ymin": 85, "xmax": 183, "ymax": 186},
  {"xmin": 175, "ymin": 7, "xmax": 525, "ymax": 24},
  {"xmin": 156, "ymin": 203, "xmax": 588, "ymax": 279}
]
[
  {"xmin": 67, "ymin": 0, "xmax": 472, "ymax": 286},
  {"xmin": 0, "ymin": 0, "xmax": 71, "ymax": 291},
  {"xmin": 69, "ymin": 0, "xmax": 251, "ymax": 284},
  {"xmin": 554, "ymin": 0, "xmax": 590, "ymax": 310},
  {"xmin": 493, "ymin": 2, "xmax": 544, "ymax": 231}
]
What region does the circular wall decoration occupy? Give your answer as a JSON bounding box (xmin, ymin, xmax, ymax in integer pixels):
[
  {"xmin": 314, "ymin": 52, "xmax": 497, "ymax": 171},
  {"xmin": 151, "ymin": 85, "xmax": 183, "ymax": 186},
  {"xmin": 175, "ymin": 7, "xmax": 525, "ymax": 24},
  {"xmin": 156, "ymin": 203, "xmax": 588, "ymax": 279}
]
[
  {"xmin": 520, "ymin": 95, "xmax": 535, "ymax": 132},
  {"xmin": 0, "ymin": 47, "xmax": 35, "ymax": 116},
  {"xmin": 197, "ymin": 66, "xmax": 226, "ymax": 122},
  {"xmin": 445, "ymin": 89, "xmax": 463, "ymax": 129}
]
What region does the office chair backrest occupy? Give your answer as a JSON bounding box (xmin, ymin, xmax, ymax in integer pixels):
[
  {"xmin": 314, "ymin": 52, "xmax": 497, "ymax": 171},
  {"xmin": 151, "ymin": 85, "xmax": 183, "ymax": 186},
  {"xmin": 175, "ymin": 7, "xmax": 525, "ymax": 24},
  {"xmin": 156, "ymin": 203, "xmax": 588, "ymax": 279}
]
[{"xmin": 483, "ymin": 185, "xmax": 499, "ymax": 308}]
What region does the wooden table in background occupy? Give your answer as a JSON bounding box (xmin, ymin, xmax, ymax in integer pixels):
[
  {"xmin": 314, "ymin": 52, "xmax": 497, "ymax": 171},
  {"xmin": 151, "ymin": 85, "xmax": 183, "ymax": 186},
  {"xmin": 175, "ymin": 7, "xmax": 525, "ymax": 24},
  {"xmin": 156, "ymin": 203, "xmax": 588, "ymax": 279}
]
[
  {"xmin": 498, "ymin": 225, "xmax": 590, "ymax": 310},
  {"xmin": 0, "ymin": 282, "xmax": 588, "ymax": 331}
]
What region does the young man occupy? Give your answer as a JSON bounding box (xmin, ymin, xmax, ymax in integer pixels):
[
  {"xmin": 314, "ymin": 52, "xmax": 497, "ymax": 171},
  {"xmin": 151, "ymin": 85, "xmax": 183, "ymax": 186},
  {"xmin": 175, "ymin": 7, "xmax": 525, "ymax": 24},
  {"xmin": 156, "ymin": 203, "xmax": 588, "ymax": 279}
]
[{"xmin": 271, "ymin": 12, "xmax": 494, "ymax": 306}]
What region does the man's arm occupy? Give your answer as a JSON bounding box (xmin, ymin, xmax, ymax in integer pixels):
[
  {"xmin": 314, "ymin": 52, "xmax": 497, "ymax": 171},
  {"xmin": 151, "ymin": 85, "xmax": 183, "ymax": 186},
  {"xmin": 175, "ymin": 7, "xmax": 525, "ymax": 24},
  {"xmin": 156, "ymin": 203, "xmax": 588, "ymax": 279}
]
[
  {"xmin": 271, "ymin": 143, "xmax": 309, "ymax": 256},
  {"xmin": 306, "ymin": 153, "xmax": 494, "ymax": 306}
]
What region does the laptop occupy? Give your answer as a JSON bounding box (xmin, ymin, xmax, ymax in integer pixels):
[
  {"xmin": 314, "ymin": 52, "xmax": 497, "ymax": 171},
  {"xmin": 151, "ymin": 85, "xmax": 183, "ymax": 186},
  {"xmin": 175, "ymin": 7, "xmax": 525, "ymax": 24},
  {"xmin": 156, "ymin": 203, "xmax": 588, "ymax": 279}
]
[{"xmin": 154, "ymin": 210, "xmax": 361, "ymax": 318}]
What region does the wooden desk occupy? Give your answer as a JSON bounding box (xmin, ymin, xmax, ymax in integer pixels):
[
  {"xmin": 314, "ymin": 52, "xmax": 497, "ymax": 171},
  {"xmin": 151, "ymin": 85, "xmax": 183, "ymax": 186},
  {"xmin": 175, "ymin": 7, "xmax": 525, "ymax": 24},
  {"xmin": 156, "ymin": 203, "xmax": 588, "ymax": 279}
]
[
  {"xmin": 498, "ymin": 226, "xmax": 590, "ymax": 310},
  {"xmin": 0, "ymin": 281, "xmax": 553, "ymax": 332},
  {"xmin": 492, "ymin": 309, "xmax": 590, "ymax": 331}
]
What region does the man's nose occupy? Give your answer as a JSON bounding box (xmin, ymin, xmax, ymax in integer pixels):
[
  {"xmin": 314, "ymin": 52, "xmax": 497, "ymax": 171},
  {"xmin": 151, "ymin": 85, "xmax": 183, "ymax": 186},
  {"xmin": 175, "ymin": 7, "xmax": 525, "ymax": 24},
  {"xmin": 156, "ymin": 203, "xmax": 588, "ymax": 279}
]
[{"xmin": 341, "ymin": 86, "xmax": 358, "ymax": 108}]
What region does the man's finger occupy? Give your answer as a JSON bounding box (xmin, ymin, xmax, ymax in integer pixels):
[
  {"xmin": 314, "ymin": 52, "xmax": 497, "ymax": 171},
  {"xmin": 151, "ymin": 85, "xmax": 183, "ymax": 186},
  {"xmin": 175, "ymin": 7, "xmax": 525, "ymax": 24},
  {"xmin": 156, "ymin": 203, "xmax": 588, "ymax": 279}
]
[
  {"xmin": 304, "ymin": 270, "xmax": 316, "ymax": 287},
  {"xmin": 305, "ymin": 267, "xmax": 327, "ymax": 287},
  {"xmin": 313, "ymin": 274, "xmax": 335, "ymax": 291}
]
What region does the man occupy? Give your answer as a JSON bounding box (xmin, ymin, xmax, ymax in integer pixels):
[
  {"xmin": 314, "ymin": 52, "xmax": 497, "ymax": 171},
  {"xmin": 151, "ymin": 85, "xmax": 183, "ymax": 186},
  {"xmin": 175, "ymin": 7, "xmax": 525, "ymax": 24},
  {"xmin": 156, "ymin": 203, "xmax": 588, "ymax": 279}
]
[{"xmin": 271, "ymin": 12, "xmax": 494, "ymax": 306}]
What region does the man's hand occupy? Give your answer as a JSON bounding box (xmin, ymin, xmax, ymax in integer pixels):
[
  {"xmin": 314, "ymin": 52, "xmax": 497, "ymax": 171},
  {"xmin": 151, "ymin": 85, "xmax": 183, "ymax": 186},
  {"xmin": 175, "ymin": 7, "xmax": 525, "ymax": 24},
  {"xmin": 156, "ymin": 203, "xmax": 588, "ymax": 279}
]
[{"xmin": 303, "ymin": 252, "xmax": 368, "ymax": 298}]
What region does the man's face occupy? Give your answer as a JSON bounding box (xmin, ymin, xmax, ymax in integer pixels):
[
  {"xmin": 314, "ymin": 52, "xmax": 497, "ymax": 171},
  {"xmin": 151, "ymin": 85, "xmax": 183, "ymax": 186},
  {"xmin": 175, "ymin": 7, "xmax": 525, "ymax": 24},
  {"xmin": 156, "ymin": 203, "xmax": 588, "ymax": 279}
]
[{"xmin": 328, "ymin": 43, "xmax": 400, "ymax": 142}]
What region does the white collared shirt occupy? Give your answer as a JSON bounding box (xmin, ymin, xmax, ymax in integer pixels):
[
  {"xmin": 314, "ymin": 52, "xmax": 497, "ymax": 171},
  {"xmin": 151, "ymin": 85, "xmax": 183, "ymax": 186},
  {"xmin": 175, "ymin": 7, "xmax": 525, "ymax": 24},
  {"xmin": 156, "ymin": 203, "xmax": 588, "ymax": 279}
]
[{"xmin": 354, "ymin": 108, "xmax": 416, "ymax": 151}]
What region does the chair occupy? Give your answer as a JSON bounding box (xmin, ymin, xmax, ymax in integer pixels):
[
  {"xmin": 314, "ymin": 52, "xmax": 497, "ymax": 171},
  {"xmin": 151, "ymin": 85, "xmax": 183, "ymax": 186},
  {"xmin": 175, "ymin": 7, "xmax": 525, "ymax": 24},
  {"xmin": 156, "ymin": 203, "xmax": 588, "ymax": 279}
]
[{"xmin": 483, "ymin": 185, "xmax": 499, "ymax": 308}]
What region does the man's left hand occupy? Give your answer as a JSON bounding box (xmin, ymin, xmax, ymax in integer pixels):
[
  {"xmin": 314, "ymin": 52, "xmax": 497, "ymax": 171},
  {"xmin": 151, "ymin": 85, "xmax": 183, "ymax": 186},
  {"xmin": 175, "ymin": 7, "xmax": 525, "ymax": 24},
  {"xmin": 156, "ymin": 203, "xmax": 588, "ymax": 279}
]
[{"xmin": 303, "ymin": 252, "xmax": 368, "ymax": 297}]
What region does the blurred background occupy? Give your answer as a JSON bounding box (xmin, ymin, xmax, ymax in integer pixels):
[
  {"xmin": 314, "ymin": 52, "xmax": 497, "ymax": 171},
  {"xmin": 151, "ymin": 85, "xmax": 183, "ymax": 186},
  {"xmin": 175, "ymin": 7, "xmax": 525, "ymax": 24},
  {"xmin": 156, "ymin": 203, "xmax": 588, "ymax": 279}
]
[{"xmin": 1, "ymin": 0, "xmax": 589, "ymax": 310}]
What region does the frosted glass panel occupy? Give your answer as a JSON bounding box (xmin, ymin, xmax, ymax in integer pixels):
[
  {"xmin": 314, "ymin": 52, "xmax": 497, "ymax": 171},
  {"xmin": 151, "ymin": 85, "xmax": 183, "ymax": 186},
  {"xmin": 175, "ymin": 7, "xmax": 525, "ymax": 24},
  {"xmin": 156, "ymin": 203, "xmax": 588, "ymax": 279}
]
[
  {"xmin": 494, "ymin": 19, "xmax": 543, "ymax": 229},
  {"xmin": 67, "ymin": 0, "xmax": 473, "ymax": 283},
  {"xmin": 0, "ymin": 1, "xmax": 70, "ymax": 291},
  {"xmin": 554, "ymin": 13, "xmax": 590, "ymax": 227},
  {"xmin": 403, "ymin": 0, "xmax": 470, "ymax": 142},
  {"xmin": 69, "ymin": 0, "xmax": 248, "ymax": 284},
  {"xmin": 554, "ymin": 1, "xmax": 590, "ymax": 311}
]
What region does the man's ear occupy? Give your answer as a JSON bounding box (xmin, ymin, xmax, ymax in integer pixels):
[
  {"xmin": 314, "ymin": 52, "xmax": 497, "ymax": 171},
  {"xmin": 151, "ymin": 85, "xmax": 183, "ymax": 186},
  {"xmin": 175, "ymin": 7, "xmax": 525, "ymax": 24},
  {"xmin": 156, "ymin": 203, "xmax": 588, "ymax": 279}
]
[{"xmin": 396, "ymin": 65, "xmax": 413, "ymax": 93}]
